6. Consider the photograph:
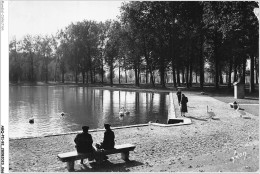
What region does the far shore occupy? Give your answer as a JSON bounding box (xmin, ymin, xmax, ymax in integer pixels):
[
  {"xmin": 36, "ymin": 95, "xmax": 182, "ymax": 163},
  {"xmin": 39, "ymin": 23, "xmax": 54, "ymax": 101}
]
[{"xmin": 9, "ymin": 81, "xmax": 259, "ymax": 95}]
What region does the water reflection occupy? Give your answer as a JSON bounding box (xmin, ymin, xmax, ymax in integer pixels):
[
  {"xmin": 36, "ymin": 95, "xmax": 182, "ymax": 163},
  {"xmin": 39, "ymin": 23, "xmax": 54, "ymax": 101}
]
[{"xmin": 9, "ymin": 86, "xmax": 169, "ymax": 138}]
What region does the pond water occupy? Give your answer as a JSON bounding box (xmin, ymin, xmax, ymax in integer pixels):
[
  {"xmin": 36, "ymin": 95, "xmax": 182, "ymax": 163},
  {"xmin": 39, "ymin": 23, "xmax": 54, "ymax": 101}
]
[{"xmin": 9, "ymin": 86, "xmax": 169, "ymax": 138}]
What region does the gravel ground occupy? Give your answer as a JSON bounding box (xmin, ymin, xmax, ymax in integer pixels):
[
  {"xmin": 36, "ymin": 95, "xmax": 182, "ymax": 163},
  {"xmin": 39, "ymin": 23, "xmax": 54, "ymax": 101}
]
[
  {"xmin": 9, "ymin": 92, "xmax": 259, "ymax": 172},
  {"xmin": 210, "ymin": 95, "xmax": 259, "ymax": 116}
]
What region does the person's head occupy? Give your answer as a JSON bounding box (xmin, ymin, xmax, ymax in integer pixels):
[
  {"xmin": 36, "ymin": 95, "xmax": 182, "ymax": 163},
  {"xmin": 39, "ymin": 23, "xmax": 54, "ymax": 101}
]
[
  {"xmin": 178, "ymin": 88, "xmax": 181, "ymax": 92},
  {"xmin": 104, "ymin": 123, "xmax": 111, "ymax": 130},
  {"xmin": 182, "ymin": 94, "xmax": 185, "ymax": 97},
  {"xmin": 82, "ymin": 126, "xmax": 89, "ymax": 133}
]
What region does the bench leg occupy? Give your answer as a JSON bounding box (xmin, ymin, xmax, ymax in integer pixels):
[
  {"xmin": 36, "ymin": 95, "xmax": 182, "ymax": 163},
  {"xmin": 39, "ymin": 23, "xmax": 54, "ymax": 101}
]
[
  {"xmin": 94, "ymin": 152, "xmax": 104, "ymax": 165},
  {"xmin": 66, "ymin": 161, "xmax": 74, "ymax": 171},
  {"xmin": 121, "ymin": 151, "xmax": 130, "ymax": 161}
]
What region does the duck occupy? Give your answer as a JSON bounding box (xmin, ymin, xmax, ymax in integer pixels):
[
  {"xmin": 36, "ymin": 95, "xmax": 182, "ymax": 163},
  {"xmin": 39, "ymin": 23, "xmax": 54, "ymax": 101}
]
[
  {"xmin": 124, "ymin": 110, "xmax": 130, "ymax": 115},
  {"xmin": 61, "ymin": 112, "xmax": 65, "ymax": 116},
  {"xmin": 29, "ymin": 117, "xmax": 34, "ymax": 124}
]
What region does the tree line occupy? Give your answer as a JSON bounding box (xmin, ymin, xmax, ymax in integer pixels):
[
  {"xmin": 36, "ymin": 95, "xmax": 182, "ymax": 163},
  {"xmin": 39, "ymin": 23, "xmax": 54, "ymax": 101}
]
[{"xmin": 9, "ymin": 1, "xmax": 259, "ymax": 91}]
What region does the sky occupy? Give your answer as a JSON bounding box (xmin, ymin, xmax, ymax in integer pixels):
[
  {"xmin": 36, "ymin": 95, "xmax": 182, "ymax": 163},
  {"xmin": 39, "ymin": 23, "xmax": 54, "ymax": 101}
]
[{"xmin": 8, "ymin": 1, "xmax": 124, "ymax": 41}]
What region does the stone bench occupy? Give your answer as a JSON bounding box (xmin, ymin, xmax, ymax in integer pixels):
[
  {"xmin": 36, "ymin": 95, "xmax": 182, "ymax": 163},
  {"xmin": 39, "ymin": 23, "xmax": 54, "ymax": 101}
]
[{"xmin": 57, "ymin": 143, "xmax": 136, "ymax": 171}]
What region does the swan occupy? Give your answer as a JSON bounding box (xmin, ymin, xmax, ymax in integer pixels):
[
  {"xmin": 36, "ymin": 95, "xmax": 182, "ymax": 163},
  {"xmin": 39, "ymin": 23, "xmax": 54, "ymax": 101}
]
[
  {"xmin": 207, "ymin": 106, "xmax": 218, "ymax": 120},
  {"xmin": 119, "ymin": 107, "xmax": 130, "ymax": 116},
  {"xmin": 119, "ymin": 111, "xmax": 124, "ymax": 116}
]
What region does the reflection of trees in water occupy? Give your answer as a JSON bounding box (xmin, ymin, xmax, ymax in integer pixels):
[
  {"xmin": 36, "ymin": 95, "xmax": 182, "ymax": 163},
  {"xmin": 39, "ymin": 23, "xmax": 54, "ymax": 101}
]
[
  {"xmin": 135, "ymin": 92, "xmax": 140, "ymax": 112},
  {"xmin": 119, "ymin": 90, "xmax": 121, "ymax": 109},
  {"xmin": 150, "ymin": 93, "xmax": 154, "ymax": 116},
  {"xmin": 10, "ymin": 87, "xmax": 173, "ymax": 137},
  {"xmin": 108, "ymin": 90, "xmax": 114, "ymax": 123},
  {"xmin": 93, "ymin": 89, "xmax": 95, "ymax": 114},
  {"xmin": 101, "ymin": 90, "xmax": 104, "ymax": 113},
  {"xmin": 158, "ymin": 94, "xmax": 166, "ymax": 123}
]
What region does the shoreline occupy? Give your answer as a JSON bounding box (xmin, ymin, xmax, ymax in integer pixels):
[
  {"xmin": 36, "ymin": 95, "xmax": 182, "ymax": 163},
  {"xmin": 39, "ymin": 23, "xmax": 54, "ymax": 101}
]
[
  {"xmin": 9, "ymin": 81, "xmax": 259, "ymax": 97},
  {"xmin": 9, "ymin": 123, "xmax": 149, "ymax": 140}
]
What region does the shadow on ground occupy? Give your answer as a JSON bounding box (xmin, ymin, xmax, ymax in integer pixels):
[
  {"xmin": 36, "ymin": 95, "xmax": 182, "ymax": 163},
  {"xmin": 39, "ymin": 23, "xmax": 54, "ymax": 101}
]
[
  {"xmin": 244, "ymin": 97, "xmax": 259, "ymax": 101},
  {"xmin": 185, "ymin": 116, "xmax": 208, "ymax": 121},
  {"xmin": 74, "ymin": 160, "xmax": 143, "ymax": 172}
]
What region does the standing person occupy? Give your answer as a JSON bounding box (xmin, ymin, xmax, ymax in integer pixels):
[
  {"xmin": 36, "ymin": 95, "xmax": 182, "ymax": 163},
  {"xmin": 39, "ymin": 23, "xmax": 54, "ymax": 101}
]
[
  {"xmin": 74, "ymin": 126, "xmax": 94, "ymax": 164},
  {"xmin": 180, "ymin": 94, "xmax": 188, "ymax": 117},
  {"xmin": 176, "ymin": 88, "xmax": 182, "ymax": 106}
]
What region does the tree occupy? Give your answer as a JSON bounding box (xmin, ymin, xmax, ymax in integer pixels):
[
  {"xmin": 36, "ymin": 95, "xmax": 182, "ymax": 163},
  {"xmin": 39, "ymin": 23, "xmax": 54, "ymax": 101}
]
[{"xmin": 104, "ymin": 21, "xmax": 121, "ymax": 86}]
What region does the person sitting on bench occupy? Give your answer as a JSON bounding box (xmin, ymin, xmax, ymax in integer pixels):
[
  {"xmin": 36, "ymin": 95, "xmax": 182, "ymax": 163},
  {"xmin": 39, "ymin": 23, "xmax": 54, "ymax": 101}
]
[
  {"xmin": 96, "ymin": 123, "xmax": 115, "ymax": 160},
  {"xmin": 74, "ymin": 126, "xmax": 95, "ymax": 164}
]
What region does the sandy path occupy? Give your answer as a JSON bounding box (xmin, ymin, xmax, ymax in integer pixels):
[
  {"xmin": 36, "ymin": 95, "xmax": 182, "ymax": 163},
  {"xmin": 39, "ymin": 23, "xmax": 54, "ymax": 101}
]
[{"xmin": 9, "ymin": 93, "xmax": 259, "ymax": 172}]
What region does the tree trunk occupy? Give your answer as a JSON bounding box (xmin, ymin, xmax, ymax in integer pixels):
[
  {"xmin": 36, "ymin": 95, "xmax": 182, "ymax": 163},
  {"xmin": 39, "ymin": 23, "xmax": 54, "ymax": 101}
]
[
  {"xmin": 82, "ymin": 71, "xmax": 85, "ymax": 84},
  {"xmin": 250, "ymin": 55, "xmax": 255, "ymax": 92},
  {"xmin": 172, "ymin": 63, "xmax": 177, "ymax": 87},
  {"xmin": 182, "ymin": 68, "xmax": 185, "ymax": 84},
  {"xmin": 86, "ymin": 70, "xmax": 89, "ymax": 84},
  {"xmin": 75, "ymin": 69, "xmax": 78, "ymax": 84},
  {"xmin": 90, "ymin": 65, "xmax": 93, "ymax": 84},
  {"xmin": 160, "ymin": 67, "xmax": 166, "ymax": 88},
  {"xmin": 255, "ymin": 56, "xmax": 258, "ymax": 84},
  {"xmin": 214, "ymin": 32, "xmax": 219, "ymax": 89},
  {"xmin": 110, "ymin": 65, "xmax": 113, "ymax": 87},
  {"xmin": 54, "ymin": 57, "xmax": 58, "ymax": 82},
  {"xmin": 139, "ymin": 71, "xmax": 142, "ymax": 84},
  {"xmin": 45, "ymin": 56, "xmax": 48, "ymax": 83},
  {"xmin": 134, "ymin": 66, "xmax": 139, "ymax": 87},
  {"xmin": 146, "ymin": 67, "xmax": 148, "ymax": 84},
  {"xmin": 93, "ymin": 68, "xmax": 96, "ymax": 83},
  {"xmin": 165, "ymin": 73, "xmax": 168, "ymax": 84},
  {"xmin": 196, "ymin": 70, "xmax": 198, "ymax": 84},
  {"xmin": 241, "ymin": 57, "xmax": 246, "ymax": 84},
  {"xmin": 119, "ymin": 64, "xmax": 121, "ymax": 84},
  {"xmin": 101, "ymin": 53, "xmax": 104, "ymax": 84},
  {"xmin": 214, "ymin": 50, "xmax": 219, "ymax": 89},
  {"xmin": 125, "ymin": 68, "xmax": 127, "ymax": 83},
  {"xmin": 186, "ymin": 65, "xmax": 189, "ymax": 88},
  {"xmin": 219, "ymin": 68, "xmax": 223, "ymax": 85},
  {"xmin": 62, "ymin": 71, "xmax": 65, "ymax": 83},
  {"xmin": 138, "ymin": 67, "xmax": 140, "ymax": 85},
  {"xmin": 30, "ymin": 51, "xmax": 34, "ymax": 82},
  {"xmin": 228, "ymin": 58, "xmax": 232, "ymax": 88},
  {"xmin": 189, "ymin": 64, "xmax": 193, "ymax": 87},
  {"xmin": 234, "ymin": 62, "xmax": 237, "ymax": 83},
  {"xmin": 142, "ymin": 36, "xmax": 150, "ymax": 85},
  {"xmin": 199, "ymin": 33, "xmax": 204, "ymax": 89},
  {"xmin": 177, "ymin": 67, "xmax": 180, "ymax": 86},
  {"xmin": 150, "ymin": 71, "xmax": 155, "ymax": 87},
  {"xmin": 61, "ymin": 60, "xmax": 65, "ymax": 83}
]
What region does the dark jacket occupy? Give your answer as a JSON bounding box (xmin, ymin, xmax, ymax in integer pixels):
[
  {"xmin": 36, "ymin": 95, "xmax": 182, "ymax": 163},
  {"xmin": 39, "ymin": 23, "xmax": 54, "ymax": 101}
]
[
  {"xmin": 74, "ymin": 132, "xmax": 93, "ymax": 153},
  {"xmin": 181, "ymin": 96, "xmax": 188, "ymax": 112},
  {"xmin": 176, "ymin": 91, "xmax": 182, "ymax": 102},
  {"xmin": 102, "ymin": 129, "xmax": 115, "ymax": 150}
]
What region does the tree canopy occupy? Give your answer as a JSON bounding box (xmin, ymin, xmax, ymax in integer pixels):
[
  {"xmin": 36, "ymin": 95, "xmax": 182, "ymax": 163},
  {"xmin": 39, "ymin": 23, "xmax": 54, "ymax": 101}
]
[{"xmin": 9, "ymin": 1, "xmax": 259, "ymax": 91}]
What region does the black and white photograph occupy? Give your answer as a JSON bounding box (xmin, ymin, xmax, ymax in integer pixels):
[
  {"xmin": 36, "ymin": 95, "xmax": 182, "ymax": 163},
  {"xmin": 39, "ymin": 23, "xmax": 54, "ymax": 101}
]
[{"xmin": 2, "ymin": 0, "xmax": 259, "ymax": 172}]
